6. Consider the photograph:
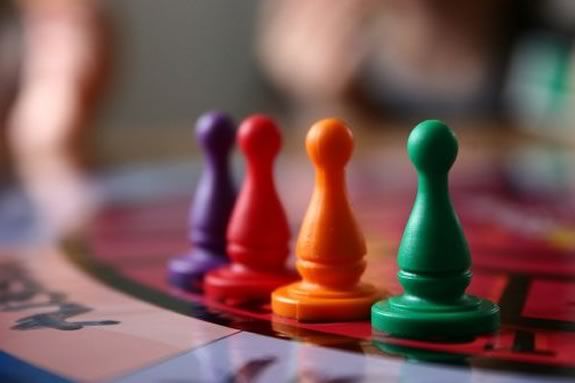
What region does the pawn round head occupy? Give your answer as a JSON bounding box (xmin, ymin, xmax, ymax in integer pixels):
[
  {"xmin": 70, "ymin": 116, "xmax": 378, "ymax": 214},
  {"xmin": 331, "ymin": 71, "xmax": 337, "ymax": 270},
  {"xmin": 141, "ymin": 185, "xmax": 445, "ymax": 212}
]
[
  {"xmin": 196, "ymin": 112, "xmax": 236, "ymax": 153},
  {"xmin": 306, "ymin": 119, "xmax": 353, "ymax": 170},
  {"xmin": 238, "ymin": 114, "xmax": 282, "ymax": 161},
  {"xmin": 407, "ymin": 120, "xmax": 458, "ymax": 174}
]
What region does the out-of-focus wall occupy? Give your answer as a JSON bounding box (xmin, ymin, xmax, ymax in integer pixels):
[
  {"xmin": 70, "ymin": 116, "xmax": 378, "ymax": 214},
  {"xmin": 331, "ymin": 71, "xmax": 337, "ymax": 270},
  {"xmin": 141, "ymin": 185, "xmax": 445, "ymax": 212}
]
[{"xmin": 96, "ymin": 0, "xmax": 275, "ymax": 164}]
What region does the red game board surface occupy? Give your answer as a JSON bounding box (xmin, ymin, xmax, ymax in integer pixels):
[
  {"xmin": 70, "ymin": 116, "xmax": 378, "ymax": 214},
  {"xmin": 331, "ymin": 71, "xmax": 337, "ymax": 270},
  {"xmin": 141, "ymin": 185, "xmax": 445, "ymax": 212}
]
[{"xmin": 71, "ymin": 165, "xmax": 575, "ymax": 377}]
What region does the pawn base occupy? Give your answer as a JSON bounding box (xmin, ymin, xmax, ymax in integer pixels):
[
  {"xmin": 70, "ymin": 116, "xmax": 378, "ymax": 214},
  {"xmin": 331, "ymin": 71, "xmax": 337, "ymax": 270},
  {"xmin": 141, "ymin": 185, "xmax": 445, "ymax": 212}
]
[
  {"xmin": 272, "ymin": 282, "xmax": 380, "ymax": 322},
  {"xmin": 371, "ymin": 294, "xmax": 500, "ymax": 339},
  {"xmin": 167, "ymin": 249, "xmax": 228, "ymax": 291},
  {"xmin": 204, "ymin": 264, "xmax": 296, "ymax": 305}
]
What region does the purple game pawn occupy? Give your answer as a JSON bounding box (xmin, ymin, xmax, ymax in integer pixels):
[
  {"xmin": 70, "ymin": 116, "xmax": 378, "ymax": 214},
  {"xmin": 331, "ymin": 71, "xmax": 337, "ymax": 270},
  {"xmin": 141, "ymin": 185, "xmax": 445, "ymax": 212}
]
[{"xmin": 168, "ymin": 112, "xmax": 236, "ymax": 290}]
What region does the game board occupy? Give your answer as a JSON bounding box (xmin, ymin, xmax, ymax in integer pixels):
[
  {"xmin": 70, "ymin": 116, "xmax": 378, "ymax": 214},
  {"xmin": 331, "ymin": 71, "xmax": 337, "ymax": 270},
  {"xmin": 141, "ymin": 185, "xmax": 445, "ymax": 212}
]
[{"xmin": 1, "ymin": 147, "xmax": 575, "ymax": 382}]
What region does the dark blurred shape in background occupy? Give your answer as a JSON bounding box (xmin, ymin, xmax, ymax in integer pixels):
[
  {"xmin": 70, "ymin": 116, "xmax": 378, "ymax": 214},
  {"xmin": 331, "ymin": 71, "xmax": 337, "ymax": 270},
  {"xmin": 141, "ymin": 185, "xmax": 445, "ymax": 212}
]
[{"xmin": 257, "ymin": 0, "xmax": 575, "ymax": 140}]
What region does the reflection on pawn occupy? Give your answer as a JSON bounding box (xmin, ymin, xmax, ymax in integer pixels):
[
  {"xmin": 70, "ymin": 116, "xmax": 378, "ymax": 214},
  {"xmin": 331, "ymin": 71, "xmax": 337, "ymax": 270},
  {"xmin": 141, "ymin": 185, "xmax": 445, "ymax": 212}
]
[
  {"xmin": 204, "ymin": 115, "xmax": 296, "ymax": 304},
  {"xmin": 371, "ymin": 120, "xmax": 500, "ymax": 339},
  {"xmin": 272, "ymin": 118, "xmax": 379, "ymax": 321},
  {"xmin": 167, "ymin": 112, "xmax": 236, "ymax": 291}
]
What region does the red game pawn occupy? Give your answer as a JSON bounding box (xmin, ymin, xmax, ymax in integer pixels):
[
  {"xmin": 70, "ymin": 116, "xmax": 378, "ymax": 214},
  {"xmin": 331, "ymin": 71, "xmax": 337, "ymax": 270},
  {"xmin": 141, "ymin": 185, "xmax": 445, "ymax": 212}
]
[{"xmin": 204, "ymin": 115, "xmax": 296, "ymax": 304}]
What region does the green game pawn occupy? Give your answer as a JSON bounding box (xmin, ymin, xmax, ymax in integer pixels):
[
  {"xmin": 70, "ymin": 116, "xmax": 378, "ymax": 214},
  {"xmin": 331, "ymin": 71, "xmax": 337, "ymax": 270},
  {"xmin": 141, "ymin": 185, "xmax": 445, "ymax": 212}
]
[{"xmin": 371, "ymin": 120, "xmax": 500, "ymax": 339}]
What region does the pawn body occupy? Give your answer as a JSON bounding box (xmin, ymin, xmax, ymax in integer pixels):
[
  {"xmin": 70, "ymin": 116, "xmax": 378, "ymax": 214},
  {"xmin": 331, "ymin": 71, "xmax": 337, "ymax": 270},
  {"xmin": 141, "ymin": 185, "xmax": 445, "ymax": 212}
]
[
  {"xmin": 272, "ymin": 119, "xmax": 379, "ymax": 321},
  {"xmin": 168, "ymin": 112, "xmax": 236, "ymax": 290},
  {"xmin": 204, "ymin": 115, "xmax": 296, "ymax": 304},
  {"xmin": 371, "ymin": 120, "xmax": 499, "ymax": 339}
]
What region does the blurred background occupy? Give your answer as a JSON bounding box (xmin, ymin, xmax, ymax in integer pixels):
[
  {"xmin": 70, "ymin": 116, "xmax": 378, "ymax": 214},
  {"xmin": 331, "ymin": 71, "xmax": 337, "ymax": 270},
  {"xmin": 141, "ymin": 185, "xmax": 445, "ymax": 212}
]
[{"xmin": 0, "ymin": 0, "xmax": 574, "ymax": 242}]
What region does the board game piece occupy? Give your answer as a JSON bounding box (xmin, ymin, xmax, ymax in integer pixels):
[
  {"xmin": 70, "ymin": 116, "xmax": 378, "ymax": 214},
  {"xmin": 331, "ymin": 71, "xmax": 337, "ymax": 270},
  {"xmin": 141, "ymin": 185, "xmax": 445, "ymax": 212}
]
[
  {"xmin": 271, "ymin": 119, "xmax": 379, "ymax": 321},
  {"xmin": 371, "ymin": 120, "xmax": 500, "ymax": 338},
  {"xmin": 37, "ymin": 132, "xmax": 575, "ymax": 378},
  {"xmin": 167, "ymin": 112, "xmax": 236, "ymax": 290},
  {"xmin": 203, "ymin": 115, "xmax": 296, "ymax": 304}
]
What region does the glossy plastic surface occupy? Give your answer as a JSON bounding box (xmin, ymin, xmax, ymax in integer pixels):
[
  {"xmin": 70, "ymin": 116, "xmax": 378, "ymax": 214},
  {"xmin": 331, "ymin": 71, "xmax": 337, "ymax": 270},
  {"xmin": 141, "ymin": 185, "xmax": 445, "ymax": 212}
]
[
  {"xmin": 272, "ymin": 119, "xmax": 379, "ymax": 321},
  {"xmin": 204, "ymin": 115, "xmax": 295, "ymax": 304},
  {"xmin": 167, "ymin": 112, "xmax": 236, "ymax": 290},
  {"xmin": 371, "ymin": 120, "xmax": 500, "ymax": 338}
]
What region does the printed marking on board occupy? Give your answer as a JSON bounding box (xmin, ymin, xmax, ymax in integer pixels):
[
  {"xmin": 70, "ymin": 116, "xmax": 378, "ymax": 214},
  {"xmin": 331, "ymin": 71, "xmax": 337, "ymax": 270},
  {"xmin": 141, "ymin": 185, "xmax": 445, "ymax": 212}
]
[
  {"xmin": 0, "ymin": 261, "xmax": 119, "ymax": 331},
  {"xmin": 484, "ymin": 329, "xmax": 554, "ymax": 357}
]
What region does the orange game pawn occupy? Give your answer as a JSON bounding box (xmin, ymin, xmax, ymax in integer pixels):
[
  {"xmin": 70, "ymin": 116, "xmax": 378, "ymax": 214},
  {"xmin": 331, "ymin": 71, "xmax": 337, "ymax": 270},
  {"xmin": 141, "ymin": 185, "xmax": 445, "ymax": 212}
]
[
  {"xmin": 204, "ymin": 115, "xmax": 296, "ymax": 305},
  {"xmin": 272, "ymin": 119, "xmax": 380, "ymax": 321}
]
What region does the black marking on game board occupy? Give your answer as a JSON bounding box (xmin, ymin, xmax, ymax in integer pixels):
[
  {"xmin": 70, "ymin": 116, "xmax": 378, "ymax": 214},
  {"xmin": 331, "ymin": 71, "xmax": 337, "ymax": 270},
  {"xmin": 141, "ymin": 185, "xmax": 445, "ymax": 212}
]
[
  {"xmin": 63, "ymin": 239, "xmax": 575, "ymax": 377},
  {"xmin": 0, "ymin": 261, "xmax": 119, "ymax": 331},
  {"xmin": 484, "ymin": 329, "xmax": 554, "ymax": 357},
  {"xmin": 498, "ymin": 274, "xmax": 531, "ymax": 327},
  {"xmin": 511, "ymin": 330, "xmax": 554, "ymax": 356},
  {"xmin": 498, "ymin": 274, "xmax": 575, "ymax": 332},
  {"xmin": 12, "ymin": 303, "xmax": 120, "ymax": 331}
]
